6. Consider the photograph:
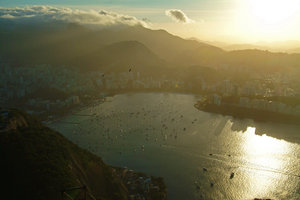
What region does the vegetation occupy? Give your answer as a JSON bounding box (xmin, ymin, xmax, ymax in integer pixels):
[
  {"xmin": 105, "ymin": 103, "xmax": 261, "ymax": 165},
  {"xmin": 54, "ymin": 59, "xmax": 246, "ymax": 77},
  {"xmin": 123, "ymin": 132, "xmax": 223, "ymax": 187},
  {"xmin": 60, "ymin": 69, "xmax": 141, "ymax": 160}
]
[{"xmin": 0, "ymin": 109, "xmax": 129, "ymax": 200}]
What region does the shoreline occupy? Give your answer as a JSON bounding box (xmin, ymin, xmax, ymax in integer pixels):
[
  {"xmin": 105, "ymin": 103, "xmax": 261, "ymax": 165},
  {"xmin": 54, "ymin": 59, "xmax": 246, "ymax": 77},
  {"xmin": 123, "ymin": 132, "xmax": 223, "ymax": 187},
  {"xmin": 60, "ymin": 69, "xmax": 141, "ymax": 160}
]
[
  {"xmin": 113, "ymin": 166, "xmax": 167, "ymax": 200},
  {"xmin": 43, "ymin": 98, "xmax": 106, "ymax": 125},
  {"xmin": 195, "ymin": 102, "xmax": 300, "ymax": 125},
  {"xmin": 43, "ymin": 90, "xmax": 201, "ymax": 125},
  {"xmin": 46, "ymin": 92, "xmax": 297, "ymax": 200},
  {"xmin": 46, "ymin": 91, "xmax": 300, "ymax": 126}
]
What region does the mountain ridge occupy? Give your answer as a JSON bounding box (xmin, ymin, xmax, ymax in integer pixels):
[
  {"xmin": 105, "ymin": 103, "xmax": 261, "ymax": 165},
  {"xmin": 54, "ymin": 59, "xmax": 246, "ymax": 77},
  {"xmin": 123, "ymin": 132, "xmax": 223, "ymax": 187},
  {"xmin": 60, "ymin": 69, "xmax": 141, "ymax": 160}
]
[{"xmin": 1, "ymin": 22, "xmax": 300, "ymax": 74}]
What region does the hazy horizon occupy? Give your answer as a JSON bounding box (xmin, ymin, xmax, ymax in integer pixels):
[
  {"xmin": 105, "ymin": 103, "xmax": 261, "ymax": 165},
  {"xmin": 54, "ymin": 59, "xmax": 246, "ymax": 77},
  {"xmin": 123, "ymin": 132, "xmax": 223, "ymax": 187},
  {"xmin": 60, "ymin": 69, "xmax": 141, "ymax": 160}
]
[
  {"xmin": 1, "ymin": 1, "xmax": 300, "ymax": 200},
  {"xmin": 1, "ymin": 0, "xmax": 300, "ymax": 46}
]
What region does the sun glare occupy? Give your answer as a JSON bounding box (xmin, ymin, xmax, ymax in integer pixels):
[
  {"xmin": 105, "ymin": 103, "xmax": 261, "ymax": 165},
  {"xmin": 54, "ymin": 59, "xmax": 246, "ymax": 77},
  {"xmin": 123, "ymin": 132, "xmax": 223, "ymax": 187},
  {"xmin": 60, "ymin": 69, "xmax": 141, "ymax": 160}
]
[
  {"xmin": 240, "ymin": 127, "xmax": 291, "ymax": 199},
  {"xmin": 233, "ymin": 0, "xmax": 300, "ymax": 41},
  {"xmin": 243, "ymin": 127, "xmax": 288, "ymax": 156},
  {"xmin": 249, "ymin": 0, "xmax": 300, "ymax": 25}
]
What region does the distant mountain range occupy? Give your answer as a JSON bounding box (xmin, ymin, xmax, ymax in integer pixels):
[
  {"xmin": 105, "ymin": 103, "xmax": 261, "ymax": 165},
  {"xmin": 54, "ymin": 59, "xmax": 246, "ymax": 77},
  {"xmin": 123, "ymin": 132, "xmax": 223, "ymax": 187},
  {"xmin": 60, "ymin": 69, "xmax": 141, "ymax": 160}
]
[
  {"xmin": 202, "ymin": 40, "xmax": 300, "ymax": 54},
  {"xmin": 0, "ymin": 22, "xmax": 300, "ymax": 76}
]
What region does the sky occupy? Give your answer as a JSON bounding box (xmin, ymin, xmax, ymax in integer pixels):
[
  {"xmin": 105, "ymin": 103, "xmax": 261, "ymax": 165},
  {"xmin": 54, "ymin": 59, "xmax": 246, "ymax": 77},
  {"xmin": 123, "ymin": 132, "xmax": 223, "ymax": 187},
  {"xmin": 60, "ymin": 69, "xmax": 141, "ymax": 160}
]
[{"xmin": 1, "ymin": 0, "xmax": 300, "ymax": 43}]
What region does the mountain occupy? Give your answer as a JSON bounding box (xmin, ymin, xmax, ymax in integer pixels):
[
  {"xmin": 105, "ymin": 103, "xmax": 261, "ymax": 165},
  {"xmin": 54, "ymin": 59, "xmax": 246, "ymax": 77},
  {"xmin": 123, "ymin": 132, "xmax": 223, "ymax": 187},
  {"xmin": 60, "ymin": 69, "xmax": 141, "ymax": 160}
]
[
  {"xmin": 257, "ymin": 40, "xmax": 300, "ymax": 51},
  {"xmin": 0, "ymin": 109, "xmax": 166, "ymax": 200},
  {"xmin": 225, "ymin": 49, "xmax": 300, "ymax": 72},
  {"xmin": 0, "ymin": 24, "xmax": 171, "ymax": 74},
  {"xmin": 175, "ymin": 45, "xmax": 225, "ymax": 67},
  {"xmin": 288, "ymin": 48, "xmax": 300, "ymax": 54},
  {"xmin": 223, "ymin": 44, "xmax": 270, "ymax": 51},
  {"xmin": 207, "ymin": 40, "xmax": 300, "ymax": 54},
  {"xmin": 0, "ymin": 23, "xmax": 222, "ymax": 68},
  {"xmin": 90, "ymin": 26, "xmax": 222, "ymax": 62},
  {"xmin": 0, "ymin": 23, "xmax": 104, "ymax": 66},
  {"xmin": 0, "ymin": 108, "xmax": 127, "ymax": 199},
  {"xmin": 75, "ymin": 40, "xmax": 168, "ymax": 74},
  {"xmin": 1, "ymin": 21, "xmax": 300, "ymax": 75}
]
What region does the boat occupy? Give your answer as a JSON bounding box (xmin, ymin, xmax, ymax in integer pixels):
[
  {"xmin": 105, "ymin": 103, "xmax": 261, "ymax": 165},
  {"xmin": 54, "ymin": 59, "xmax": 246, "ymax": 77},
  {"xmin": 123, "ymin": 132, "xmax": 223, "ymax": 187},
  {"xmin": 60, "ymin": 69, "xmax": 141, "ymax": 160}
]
[{"xmin": 230, "ymin": 172, "xmax": 234, "ymax": 179}]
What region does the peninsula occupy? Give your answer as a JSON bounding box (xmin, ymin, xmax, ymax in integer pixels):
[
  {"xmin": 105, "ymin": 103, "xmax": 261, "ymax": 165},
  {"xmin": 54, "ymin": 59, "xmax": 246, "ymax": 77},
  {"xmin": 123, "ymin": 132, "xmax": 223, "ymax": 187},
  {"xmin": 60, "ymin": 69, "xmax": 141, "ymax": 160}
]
[{"xmin": 195, "ymin": 94, "xmax": 300, "ymax": 125}]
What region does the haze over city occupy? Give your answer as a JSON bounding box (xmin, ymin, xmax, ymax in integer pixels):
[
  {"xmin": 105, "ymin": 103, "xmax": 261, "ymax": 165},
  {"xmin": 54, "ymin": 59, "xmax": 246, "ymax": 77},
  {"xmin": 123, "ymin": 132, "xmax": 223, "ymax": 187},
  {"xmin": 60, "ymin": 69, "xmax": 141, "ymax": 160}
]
[{"xmin": 1, "ymin": 1, "xmax": 300, "ymax": 200}]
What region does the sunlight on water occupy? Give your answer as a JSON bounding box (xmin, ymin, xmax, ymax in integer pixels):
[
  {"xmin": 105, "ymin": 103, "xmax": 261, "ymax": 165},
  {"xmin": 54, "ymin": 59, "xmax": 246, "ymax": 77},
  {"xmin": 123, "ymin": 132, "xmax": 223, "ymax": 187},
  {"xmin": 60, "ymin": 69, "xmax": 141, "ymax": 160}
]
[
  {"xmin": 243, "ymin": 126, "xmax": 289, "ymax": 157},
  {"xmin": 242, "ymin": 126, "xmax": 290, "ymax": 198},
  {"xmin": 51, "ymin": 94, "xmax": 300, "ymax": 200}
]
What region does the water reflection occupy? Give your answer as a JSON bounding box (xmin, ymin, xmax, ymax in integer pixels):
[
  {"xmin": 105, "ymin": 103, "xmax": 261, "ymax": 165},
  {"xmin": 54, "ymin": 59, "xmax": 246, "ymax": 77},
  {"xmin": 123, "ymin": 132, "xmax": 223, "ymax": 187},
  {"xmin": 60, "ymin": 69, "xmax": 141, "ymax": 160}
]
[
  {"xmin": 242, "ymin": 127, "xmax": 290, "ymax": 199},
  {"xmin": 243, "ymin": 127, "xmax": 289, "ymax": 158},
  {"xmin": 231, "ymin": 119, "xmax": 300, "ymax": 145},
  {"xmin": 50, "ymin": 93, "xmax": 300, "ymax": 200}
]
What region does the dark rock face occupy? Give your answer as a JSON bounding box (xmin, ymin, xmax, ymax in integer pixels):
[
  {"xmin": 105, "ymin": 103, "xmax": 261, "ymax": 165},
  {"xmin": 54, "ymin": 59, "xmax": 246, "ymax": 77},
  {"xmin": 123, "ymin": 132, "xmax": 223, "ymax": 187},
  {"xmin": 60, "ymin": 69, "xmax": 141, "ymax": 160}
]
[
  {"xmin": 0, "ymin": 109, "xmax": 167, "ymax": 200},
  {"xmin": 0, "ymin": 109, "xmax": 31, "ymax": 131}
]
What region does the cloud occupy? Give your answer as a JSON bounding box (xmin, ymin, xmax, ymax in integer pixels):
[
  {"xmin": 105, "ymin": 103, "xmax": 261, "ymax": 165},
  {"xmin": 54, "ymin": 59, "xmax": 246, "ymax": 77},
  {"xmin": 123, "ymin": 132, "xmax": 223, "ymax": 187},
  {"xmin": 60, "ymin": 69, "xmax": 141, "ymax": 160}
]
[
  {"xmin": 0, "ymin": 5, "xmax": 148, "ymax": 28},
  {"xmin": 165, "ymin": 9, "xmax": 194, "ymax": 23},
  {"xmin": 0, "ymin": 14, "xmax": 16, "ymax": 19}
]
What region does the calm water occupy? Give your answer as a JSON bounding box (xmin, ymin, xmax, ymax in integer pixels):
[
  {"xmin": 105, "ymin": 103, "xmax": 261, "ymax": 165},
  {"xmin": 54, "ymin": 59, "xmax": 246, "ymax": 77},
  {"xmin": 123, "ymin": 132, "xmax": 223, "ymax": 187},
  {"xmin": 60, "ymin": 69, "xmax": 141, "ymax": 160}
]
[{"xmin": 50, "ymin": 93, "xmax": 300, "ymax": 200}]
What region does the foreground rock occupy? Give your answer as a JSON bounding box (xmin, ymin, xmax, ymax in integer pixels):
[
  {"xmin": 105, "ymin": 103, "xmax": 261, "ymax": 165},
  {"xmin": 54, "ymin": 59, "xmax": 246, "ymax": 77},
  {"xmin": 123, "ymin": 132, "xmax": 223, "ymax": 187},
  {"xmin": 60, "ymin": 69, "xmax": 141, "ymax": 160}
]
[{"xmin": 0, "ymin": 108, "xmax": 167, "ymax": 200}]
